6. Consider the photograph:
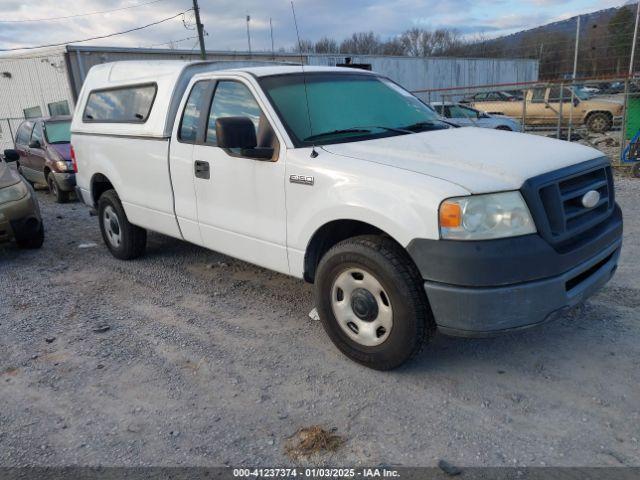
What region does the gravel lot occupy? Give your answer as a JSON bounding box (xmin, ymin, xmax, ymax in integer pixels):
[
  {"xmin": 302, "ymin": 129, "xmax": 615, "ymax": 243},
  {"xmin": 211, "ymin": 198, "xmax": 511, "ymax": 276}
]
[{"xmin": 1, "ymin": 176, "xmax": 639, "ymax": 468}]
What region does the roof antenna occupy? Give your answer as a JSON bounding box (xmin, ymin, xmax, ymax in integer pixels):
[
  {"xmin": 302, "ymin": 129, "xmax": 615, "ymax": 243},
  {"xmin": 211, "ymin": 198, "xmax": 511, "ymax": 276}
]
[{"xmin": 291, "ymin": 1, "xmax": 318, "ymax": 158}]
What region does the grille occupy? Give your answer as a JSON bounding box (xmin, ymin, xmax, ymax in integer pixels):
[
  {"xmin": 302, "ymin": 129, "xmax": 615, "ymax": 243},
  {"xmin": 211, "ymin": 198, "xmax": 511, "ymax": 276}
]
[{"xmin": 521, "ymin": 158, "xmax": 615, "ymax": 250}]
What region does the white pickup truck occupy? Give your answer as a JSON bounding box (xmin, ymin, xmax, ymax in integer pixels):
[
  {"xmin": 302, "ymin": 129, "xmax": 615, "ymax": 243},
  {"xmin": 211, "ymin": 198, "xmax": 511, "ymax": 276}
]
[{"xmin": 71, "ymin": 61, "xmax": 623, "ymax": 370}]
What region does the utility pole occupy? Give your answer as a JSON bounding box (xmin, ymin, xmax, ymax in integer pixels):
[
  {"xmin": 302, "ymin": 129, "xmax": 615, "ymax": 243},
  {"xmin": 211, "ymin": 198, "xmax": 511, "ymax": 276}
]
[
  {"xmin": 567, "ymin": 15, "xmax": 580, "ymax": 141},
  {"xmin": 192, "ymin": 0, "xmax": 206, "ymax": 60},
  {"xmin": 270, "ymin": 18, "xmax": 275, "ymax": 60},
  {"xmin": 629, "ymin": 1, "xmax": 640, "ymax": 77},
  {"xmin": 246, "ymin": 15, "xmax": 252, "ymax": 55}
]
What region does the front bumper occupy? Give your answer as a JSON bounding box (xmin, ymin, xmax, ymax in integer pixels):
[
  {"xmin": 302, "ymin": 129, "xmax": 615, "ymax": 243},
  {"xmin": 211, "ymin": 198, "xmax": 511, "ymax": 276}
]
[
  {"xmin": 409, "ymin": 205, "xmax": 623, "ymax": 336},
  {"xmin": 425, "ymin": 239, "xmax": 620, "ymax": 336},
  {"xmin": 0, "ymin": 184, "xmax": 42, "ymax": 244},
  {"xmin": 51, "ymin": 172, "xmax": 76, "ymax": 192}
]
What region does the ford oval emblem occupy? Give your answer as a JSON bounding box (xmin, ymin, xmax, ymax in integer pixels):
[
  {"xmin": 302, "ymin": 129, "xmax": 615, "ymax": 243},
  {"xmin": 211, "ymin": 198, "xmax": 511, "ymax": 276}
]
[{"xmin": 581, "ymin": 190, "xmax": 600, "ymax": 209}]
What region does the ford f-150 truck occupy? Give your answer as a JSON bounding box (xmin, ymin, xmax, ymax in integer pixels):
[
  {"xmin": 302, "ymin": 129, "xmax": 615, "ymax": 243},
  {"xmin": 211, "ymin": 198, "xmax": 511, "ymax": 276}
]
[{"xmin": 71, "ymin": 61, "xmax": 623, "ymax": 370}]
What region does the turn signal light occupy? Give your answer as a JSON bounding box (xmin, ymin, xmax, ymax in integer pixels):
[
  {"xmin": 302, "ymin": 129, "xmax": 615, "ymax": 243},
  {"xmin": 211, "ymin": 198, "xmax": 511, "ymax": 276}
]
[{"xmin": 439, "ymin": 201, "xmax": 462, "ymax": 228}]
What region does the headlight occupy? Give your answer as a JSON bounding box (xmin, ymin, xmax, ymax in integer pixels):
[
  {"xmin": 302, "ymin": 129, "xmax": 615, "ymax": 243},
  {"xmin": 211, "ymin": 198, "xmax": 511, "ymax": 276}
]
[
  {"xmin": 439, "ymin": 191, "xmax": 536, "ymax": 240},
  {"xmin": 0, "ymin": 181, "xmax": 29, "ymax": 204},
  {"xmin": 54, "ymin": 160, "xmax": 70, "ymax": 172}
]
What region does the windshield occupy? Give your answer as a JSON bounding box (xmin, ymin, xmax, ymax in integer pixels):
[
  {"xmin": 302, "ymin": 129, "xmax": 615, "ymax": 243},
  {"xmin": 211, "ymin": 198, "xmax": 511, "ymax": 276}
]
[
  {"xmin": 44, "ymin": 121, "xmax": 71, "ymax": 143},
  {"xmin": 259, "ymin": 73, "xmax": 448, "ymax": 147}
]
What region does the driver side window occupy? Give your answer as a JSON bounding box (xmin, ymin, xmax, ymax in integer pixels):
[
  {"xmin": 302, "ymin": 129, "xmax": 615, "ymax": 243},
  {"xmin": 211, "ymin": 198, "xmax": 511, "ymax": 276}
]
[
  {"xmin": 31, "ymin": 122, "xmax": 43, "ymax": 146},
  {"xmin": 207, "ymin": 81, "xmax": 261, "ymax": 145}
]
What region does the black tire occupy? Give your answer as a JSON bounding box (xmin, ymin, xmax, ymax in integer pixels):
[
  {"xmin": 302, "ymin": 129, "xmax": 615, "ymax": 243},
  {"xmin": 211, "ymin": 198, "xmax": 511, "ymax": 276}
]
[
  {"xmin": 47, "ymin": 174, "xmax": 69, "ymax": 203},
  {"xmin": 632, "ymin": 162, "xmax": 640, "ymax": 179},
  {"xmin": 495, "ymin": 126, "xmax": 513, "ymax": 131},
  {"xmin": 97, "ymin": 189, "xmax": 146, "ymax": 260},
  {"xmin": 314, "ymin": 235, "xmax": 435, "ymax": 370},
  {"xmin": 16, "ymin": 223, "xmax": 44, "ymax": 249},
  {"xmin": 586, "ymin": 112, "xmax": 612, "ymax": 133}
]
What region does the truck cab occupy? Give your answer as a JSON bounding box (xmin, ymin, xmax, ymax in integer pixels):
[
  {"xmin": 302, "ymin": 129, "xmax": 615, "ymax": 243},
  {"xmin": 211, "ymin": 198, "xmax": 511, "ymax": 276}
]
[{"xmin": 71, "ymin": 61, "xmax": 622, "ymax": 370}]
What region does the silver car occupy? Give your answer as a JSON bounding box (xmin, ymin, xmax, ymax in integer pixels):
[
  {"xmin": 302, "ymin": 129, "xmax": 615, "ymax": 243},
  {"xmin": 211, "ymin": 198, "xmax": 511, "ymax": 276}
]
[{"xmin": 431, "ymin": 102, "xmax": 521, "ymax": 131}]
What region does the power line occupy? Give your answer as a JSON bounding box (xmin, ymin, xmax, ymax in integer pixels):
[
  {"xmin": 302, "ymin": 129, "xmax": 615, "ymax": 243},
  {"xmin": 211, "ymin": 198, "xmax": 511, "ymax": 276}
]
[
  {"xmin": 0, "ymin": 10, "xmax": 192, "ymax": 52},
  {"xmin": 0, "ymin": 0, "xmax": 170, "ymax": 23}
]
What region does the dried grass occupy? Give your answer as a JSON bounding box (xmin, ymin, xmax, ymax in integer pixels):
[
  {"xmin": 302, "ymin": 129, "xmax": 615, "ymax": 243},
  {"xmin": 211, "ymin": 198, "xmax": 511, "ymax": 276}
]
[{"xmin": 284, "ymin": 425, "xmax": 345, "ymax": 459}]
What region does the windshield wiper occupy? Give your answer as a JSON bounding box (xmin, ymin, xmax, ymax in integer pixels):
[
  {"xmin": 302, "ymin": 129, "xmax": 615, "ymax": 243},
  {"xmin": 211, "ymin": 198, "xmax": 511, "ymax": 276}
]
[
  {"xmin": 303, "ymin": 125, "xmax": 415, "ymax": 142},
  {"xmin": 398, "ymin": 121, "xmax": 449, "ymax": 132},
  {"xmin": 304, "ymin": 128, "xmax": 372, "ymax": 141}
]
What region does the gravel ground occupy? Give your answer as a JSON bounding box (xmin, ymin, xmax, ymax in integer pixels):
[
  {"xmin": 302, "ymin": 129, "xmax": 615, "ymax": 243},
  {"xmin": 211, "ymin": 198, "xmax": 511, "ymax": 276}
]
[{"xmin": 0, "ymin": 177, "xmax": 639, "ymax": 468}]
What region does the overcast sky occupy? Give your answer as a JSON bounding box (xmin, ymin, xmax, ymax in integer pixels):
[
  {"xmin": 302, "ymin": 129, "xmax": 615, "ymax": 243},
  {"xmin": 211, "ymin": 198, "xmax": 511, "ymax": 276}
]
[{"xmin": 0, "ymin": 0, "xmax": 631, "ymax": 54}]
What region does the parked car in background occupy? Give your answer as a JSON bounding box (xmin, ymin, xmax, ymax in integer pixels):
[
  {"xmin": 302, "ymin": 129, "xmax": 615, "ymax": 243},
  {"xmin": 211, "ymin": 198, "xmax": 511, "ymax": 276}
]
[
  {"xmin": 471, "ymin": 85, "xmax": 623, "ymax": 133},
  {"xmin": 576, "ymin": 85, "xmax": 601, "ymax": 96},
  {"xmin": 460, "ymin": 90, "xmax": 523, "ymax": 104},
  {"xmin": 14, "ymin": 116, "xmax": 75, "ymax": 202},
  {"xmin": 0, "ymin": 150, "xmax": 44, "ymax": 248},
  {"xmin": 431, "ymin": 102, "xmax": 521, "ymax": 131}
]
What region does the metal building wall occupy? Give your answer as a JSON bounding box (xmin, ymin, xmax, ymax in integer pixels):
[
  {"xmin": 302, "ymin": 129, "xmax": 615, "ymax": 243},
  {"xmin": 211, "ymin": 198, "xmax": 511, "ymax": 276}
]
[
  {"xmin": 307, "ymin": 54, "xmax": 540, "ymax": 101},
  {"xmin": 0, "ymin": 48, "xmax": 75, "ymax": 150}
]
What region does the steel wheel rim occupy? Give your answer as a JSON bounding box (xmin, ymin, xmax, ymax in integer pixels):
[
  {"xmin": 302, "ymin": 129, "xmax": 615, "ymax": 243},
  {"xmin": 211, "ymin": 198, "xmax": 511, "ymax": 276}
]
[
  {"xmin": 103, "ymin": 205, "xmax": 122, "ymax": 248},
  {"xmin": 330, "ymin": 267, "xmax": 393, "ymax": 347},
  {"xmin": 591, "ymin": 117, "xmax": 606, "ymax": 131},
  {"xmin": 49, "ymin": 177, "xmax": 57, "ymax": 196}
]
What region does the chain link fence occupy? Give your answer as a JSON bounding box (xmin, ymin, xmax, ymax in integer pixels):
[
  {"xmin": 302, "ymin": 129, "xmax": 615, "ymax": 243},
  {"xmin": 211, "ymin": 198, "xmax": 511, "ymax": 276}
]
[
  {"xmin": 412, "ymin": 76, "xmax": 640, "ymax": 174},
  {"xmin": 0, "ymin": 117, "xmax": 25, "ymax": 153}
]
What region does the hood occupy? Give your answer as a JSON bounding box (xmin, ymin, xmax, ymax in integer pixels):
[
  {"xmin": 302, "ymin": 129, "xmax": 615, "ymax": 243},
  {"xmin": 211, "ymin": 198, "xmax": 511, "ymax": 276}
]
[
  {"xmin": 48, "ymin": 143, "xmax": 71, "ymax": 161},
  {"xmin": 586, "ymin": 98, "xmax": 623, "ymax": 110},
  {"xmin": 0, "ymin": 161, "xmax": 21, "ymax": 189},
  {"xmin": 322, "ymin": 127, "xmax": 604, "ymax": 194}
]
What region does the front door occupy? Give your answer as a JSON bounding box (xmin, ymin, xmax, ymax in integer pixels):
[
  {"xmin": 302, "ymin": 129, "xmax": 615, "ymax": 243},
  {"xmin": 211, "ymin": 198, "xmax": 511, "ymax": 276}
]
[
  {"xmin": 27, "ymin": 121, "xmax": 47, "ymax": 181},
  {"xmin": 14, "ymin": 121, "xmax": 34, "ymax": 178},
  {"xmin": 191, "ymin": 78, "xmax": 289, "ymax": 274}
]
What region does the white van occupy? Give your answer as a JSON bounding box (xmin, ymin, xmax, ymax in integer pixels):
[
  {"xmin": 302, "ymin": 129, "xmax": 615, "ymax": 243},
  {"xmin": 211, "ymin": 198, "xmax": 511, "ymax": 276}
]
[{"xmin": 71, "ymin": 61, "xmax": 622, "ymax": 369}]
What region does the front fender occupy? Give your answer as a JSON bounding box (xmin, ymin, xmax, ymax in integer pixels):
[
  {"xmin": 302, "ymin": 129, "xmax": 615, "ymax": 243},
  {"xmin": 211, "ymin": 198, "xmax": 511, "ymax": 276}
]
[{"xmin": 285, "ymin": 148, "xmax": 469, "ymax": 277}]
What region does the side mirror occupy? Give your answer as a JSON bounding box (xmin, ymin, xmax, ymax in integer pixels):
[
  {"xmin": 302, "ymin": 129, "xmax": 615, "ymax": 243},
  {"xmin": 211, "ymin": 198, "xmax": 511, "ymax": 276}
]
[
  {"xmin": 573, "ymin": 97, "xmax": 580, "ymax": 107},
  {"xmin": 216, "ymin": 116, "xmax": 274, "ymax": 160},
  {"xmin": 3, "ymin": 149, "xmax": 19, "ymax": 162},
  {"xmin": 29, "ymin": 139, "xmax": 41, "ymax": 149}
]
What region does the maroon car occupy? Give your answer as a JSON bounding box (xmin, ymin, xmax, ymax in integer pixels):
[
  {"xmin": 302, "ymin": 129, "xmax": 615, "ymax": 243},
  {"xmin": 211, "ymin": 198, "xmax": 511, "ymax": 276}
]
[{"xmin": 14, "ymin": 116, "xmax": 75, "ymax": 203}]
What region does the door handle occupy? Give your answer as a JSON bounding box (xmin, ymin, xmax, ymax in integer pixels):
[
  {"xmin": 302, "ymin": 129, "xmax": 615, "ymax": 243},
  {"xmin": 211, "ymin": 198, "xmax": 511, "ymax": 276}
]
[{"xmin": 194, "ymin": 160, "xmax": 210, "ymax": 179}]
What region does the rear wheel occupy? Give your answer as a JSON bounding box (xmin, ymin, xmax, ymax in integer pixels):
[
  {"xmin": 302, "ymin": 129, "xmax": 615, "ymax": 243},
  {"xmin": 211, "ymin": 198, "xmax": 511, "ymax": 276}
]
[
  {"xmin": 586, "ymin": 112, "xmax": 612, "ymax": 133},
  {"xmin": 314, "ymin": 235, "xmax": 434, "ymax": 370},
  {"xmin": 98, "ymin": 189, "xmax": 146, "ymax": 260},
  {"xmin": 47, "ymin": 174, "xmax": 69, "ymax": 203}
]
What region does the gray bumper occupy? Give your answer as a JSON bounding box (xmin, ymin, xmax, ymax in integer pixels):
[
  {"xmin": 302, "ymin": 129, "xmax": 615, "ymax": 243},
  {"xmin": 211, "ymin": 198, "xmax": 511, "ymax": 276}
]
[
  {"xmin": 425, "ymin": 239, "xmax": 621, "ymax": 337},
  {"xmin": 52, "ymin": 172, "xmax": 76, "ymax": 192}
]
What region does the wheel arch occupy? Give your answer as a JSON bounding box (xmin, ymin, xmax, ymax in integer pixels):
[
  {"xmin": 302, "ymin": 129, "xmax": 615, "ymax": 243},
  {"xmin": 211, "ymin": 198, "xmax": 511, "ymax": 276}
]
[
  {"xmin": 584, "ymin": 110, "xmax": 613, "ymax": 123},
  {"xmin": 303, "ymin": 219, "xmax": 412, "ymax": 283},
  {"xmin": 90, "ymin": 173, "xmax": 115, "ymax": 207}
]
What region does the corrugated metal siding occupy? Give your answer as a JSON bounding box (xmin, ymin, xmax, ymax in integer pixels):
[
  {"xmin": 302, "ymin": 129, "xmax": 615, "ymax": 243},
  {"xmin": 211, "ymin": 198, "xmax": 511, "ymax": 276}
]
[
  {"xmin": 0, "ymin": 50, "xmax": 74, "ymax": 149},
  {"xmin": 307, "ymin": 55, "xmax": 539, "ymax": 101}
]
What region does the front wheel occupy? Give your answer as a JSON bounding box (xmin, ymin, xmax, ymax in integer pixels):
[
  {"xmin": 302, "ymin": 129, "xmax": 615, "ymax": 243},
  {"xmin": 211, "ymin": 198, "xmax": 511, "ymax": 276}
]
[
  {"xmin": 586, "ymin": 112, "xmax": 612, "ymax": 133},
  {"xmin": 314, "ymin": 235, "xmax": 435, "ymax": 370},
  {"xmin": 16, "ymin": 223, "xmax": 44, "ymax": 249},
  {"xmin": 98, "ymin": 189, "xmax": 147, "ymax": 260},
  {"xmin": 47, "ymin": 174, "xmax": 69, "ymax": 203}
]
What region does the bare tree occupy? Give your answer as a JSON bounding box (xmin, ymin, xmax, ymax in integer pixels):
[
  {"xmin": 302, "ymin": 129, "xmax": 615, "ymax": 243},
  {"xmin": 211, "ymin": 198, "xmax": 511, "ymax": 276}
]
[
  {"xmin": 315, "ymin": 37, "xmax": 339, "ymax": 54},
  {"xmin": 339, "ymin": 32, "xmax": 381, "ymax": 54}
]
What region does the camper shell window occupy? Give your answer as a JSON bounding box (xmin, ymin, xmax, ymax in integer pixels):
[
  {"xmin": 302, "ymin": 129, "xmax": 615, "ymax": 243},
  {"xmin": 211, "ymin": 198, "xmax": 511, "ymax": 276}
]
[{"xmin": 83, "ymin": 83, "xmax": 157, "ymax": 123}]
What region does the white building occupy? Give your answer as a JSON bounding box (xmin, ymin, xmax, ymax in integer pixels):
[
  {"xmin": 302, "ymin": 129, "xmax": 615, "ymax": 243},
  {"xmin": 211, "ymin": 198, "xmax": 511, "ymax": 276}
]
[{"xmin": 0, "ymin": 44, "xmax": 539, "ymax": 150}]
